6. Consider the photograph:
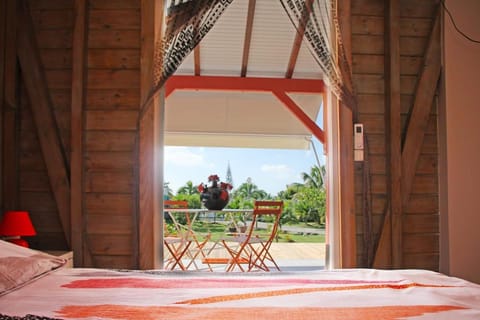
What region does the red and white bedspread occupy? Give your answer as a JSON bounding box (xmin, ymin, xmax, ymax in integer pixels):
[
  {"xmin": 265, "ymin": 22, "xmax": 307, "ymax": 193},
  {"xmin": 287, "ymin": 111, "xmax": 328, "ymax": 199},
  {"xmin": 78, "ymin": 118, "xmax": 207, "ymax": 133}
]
[{"xmin": 1, "ymin": 242, "xmax": 480, "ymax": 319}]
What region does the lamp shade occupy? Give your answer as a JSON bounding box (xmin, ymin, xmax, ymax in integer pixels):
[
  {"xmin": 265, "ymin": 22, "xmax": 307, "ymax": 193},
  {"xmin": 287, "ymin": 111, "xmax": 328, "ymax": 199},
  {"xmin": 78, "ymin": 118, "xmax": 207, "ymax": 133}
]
[{"xmin": 0, "ymin": 211, "xmax": 36, "ymax": 236}]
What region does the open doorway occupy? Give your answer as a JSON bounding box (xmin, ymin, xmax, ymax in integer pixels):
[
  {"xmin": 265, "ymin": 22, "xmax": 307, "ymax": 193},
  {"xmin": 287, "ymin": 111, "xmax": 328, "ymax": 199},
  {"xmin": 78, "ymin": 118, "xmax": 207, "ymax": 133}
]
[
  {"xmin": 148, "ymin": 0, "xmax": 346, "ymax": 271},
  {"xmin": 163, "ymin": 80, "xmax": 327, "ymax": 271}
]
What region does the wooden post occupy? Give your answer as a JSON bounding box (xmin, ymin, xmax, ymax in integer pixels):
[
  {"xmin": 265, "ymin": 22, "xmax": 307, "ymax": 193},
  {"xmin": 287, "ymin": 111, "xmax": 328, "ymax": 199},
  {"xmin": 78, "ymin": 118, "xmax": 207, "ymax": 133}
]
[
  {"xmin": 0, "ymin": 0, "xmax": 4, "ymax": 210},
  {"xmin": 385, "ymin": 0, "xmax": 402, "ymax": 268},
  {"xmin": 2, "ymin": 0, "xmax": 19, "ymax": 212},
  {"xmin": 139, "ymin": 0, "xmax": 164, "ymax": 269},
  {"xmin": 337, "ymin": 0, "xmax": 356, "ymax": 268},
  {"xmin": 71, "ymin": 0, "xmax": 88, "ymax": 266}
]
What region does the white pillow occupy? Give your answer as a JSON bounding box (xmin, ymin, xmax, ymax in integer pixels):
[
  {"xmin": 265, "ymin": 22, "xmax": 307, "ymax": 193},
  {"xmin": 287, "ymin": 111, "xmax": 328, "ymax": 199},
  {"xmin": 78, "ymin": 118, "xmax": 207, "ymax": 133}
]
[{"xmin": 0, "ymin": 240, "xmax": 66, "ymax": 296}]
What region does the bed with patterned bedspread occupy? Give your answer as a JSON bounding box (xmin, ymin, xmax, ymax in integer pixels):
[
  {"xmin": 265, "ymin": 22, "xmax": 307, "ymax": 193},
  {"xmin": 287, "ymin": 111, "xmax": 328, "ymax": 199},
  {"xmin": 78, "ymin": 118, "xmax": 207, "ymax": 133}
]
[{"xmin": 1, "ymin": 240, "xmax": 479, "ymax": 320}]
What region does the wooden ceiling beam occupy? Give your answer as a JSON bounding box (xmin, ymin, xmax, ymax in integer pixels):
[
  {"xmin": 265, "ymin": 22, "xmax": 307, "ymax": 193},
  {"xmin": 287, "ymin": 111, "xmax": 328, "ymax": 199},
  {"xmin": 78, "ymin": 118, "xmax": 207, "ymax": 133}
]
[
  {"xmin": 241, "ymin": 0, "xmax": 256, "ymax": 77},
  {"xmin": 166, "ymin": 75, "xmax": 324, "ymax": 97},
  {"xmin": 285, "ymin": 0, "xmax": 313, "ymax": 79},
  {"xmin": 194, "ymin": 45, "xmax": 200, "ymax": 76}
]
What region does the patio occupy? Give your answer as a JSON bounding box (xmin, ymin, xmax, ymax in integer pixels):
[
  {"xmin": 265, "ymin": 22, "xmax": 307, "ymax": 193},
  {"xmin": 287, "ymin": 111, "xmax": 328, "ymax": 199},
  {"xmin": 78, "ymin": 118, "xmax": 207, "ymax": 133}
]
[{"xmin": 167, "ymin": 242, "xmax": 326, "ymax": 272}]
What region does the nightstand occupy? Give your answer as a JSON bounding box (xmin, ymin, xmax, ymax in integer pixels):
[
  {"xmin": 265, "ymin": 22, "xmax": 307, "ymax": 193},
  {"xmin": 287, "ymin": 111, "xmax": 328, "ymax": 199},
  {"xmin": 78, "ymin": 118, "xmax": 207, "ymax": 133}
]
[{"xmin": 45, "ymin": 250, "xmax": 74, "ymax": 268}]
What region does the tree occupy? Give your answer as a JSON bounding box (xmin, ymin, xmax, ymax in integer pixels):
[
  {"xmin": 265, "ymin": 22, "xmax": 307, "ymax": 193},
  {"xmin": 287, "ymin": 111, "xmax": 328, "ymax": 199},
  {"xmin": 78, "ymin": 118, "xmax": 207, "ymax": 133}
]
[
  {"xmin": 232, "ymin": 177, "xmax": 268, "ymax": 200},
  {"xmin": 277, "ymin": 182, "xmax": 304, "ymax": 200},
  {"xmin": 227, "ymin": 195, "xmax": 254, "ymax": 210},
  {"xmin": 301, "ymin": 165, "xmax": 326, "ymax": 189},
  {"xmin": 173, "ymin": 193, "xmax": 202, "ymax": 209},
  {"xmin": 292, "ymin": 187, "xmax": 326, "ymax": 224},
  {"xmin": 280, "ymin": 201, "xmax": 299, "ymax": 225},
  {"xmin": 176, "ymin": 180, "xmax": 199, "ymax": 195}
]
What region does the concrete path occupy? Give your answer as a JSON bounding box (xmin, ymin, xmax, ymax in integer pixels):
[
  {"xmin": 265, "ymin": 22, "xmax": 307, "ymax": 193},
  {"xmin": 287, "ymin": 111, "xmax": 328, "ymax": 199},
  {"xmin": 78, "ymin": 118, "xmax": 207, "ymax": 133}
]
[{"xmin": 268, "ymin": 242, "xmax": 325, "ymax": 260}]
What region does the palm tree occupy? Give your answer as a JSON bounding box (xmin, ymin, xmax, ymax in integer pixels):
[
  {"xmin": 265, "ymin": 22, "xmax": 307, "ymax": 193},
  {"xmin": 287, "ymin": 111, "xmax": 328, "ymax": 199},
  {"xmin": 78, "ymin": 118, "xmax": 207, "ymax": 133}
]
[
  {"xmin": 233, "ymin": 177, "xmax": 268, "ymax": 200},
  {"xmin": 176, "ymin": 180, "xmax": 199, "ymax": 195},
  {"xmin": 277, "ymin": 182, "xmax": 304, "ymax": 199},
  {"xmin": 301, "ymin": 165, "xmax": 326, "ymax": 189}
]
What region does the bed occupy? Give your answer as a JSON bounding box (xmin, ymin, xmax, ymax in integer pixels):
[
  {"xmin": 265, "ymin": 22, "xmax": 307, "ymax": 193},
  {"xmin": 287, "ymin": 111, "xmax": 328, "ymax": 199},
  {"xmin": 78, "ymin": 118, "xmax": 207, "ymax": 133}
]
[{"xmin": 1, "ymin": 240, "xmax": 479, "ymax": 320}]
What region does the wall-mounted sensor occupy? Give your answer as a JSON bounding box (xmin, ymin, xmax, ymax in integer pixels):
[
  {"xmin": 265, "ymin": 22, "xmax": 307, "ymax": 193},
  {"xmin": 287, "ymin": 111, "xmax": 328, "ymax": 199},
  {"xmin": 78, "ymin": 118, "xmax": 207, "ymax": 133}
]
[{"xmin": 354, "ymin": 123, "xmax": 364, "ymax": 150}]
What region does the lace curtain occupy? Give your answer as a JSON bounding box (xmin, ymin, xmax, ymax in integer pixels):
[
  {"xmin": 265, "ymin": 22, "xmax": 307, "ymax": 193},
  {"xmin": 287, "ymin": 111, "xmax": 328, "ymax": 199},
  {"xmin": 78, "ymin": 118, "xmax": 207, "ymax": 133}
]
[
  {"xmin": 278, "ymin": 0, "xmax": 355, "ymax": 109},
  {"xmin": 151, "ymin": 0, "xmax": 234, "ymax": 98},
  {"xmin": 147, "ymin": 0, "xmax": 353, "ymax": 110}
]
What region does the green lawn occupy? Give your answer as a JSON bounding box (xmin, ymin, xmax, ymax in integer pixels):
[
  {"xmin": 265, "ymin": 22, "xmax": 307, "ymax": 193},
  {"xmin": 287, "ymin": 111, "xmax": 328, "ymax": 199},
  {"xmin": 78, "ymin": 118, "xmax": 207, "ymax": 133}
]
[
  {"xmin": 276, "ymin": 231, "xmax": 325, "ymax": 243},
  {"xmin": 167, "ymin": 221, "xmax": 325, "ymax": 243}
]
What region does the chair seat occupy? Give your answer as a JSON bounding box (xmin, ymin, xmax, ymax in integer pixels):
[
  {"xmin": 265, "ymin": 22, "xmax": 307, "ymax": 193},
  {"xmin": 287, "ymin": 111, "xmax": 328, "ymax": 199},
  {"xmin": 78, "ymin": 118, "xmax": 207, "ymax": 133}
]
[{"xmin": 202, "ymin": 257, "xmax": 249, "ymax": 264}]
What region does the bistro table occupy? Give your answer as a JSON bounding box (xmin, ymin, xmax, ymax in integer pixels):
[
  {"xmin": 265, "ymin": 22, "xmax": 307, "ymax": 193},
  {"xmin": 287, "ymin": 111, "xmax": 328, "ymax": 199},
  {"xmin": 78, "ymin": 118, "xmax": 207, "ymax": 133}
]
[{"xmin": 163, "ymin": 208, "xmax": 253, "ymax": 271}]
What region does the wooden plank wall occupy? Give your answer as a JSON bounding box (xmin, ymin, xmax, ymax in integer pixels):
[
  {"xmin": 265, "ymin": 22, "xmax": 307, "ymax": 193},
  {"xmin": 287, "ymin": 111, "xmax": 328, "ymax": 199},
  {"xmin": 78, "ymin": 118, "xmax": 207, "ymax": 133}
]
[
  {"xmin": 1, "ymin": 0, "xmax": 19, "ymax": 213},
  {"xmin": 351, "ymin": 0, "xmax": 439, "ymax": 270},
  {"xmin": 20, "ymin": 0, "xmax": 74, "ymax": 250},
  {"xmin": 11, "ymin": 0, "xmax": 141, "ymax": 268},
  {"xmin": 84, "ymin": 0, "xmax": 140, "ymax": 268},
  {"xmin": 8, "ymin": 0, "xmax": 440, "ymax": 270}
]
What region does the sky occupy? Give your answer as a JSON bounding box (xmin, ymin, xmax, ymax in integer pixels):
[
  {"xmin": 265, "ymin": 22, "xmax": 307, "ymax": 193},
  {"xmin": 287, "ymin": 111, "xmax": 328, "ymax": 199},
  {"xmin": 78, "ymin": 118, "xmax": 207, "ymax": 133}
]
[{"xmin": 164, "ymin": 140, "xmax": 325, "ymax": 196}]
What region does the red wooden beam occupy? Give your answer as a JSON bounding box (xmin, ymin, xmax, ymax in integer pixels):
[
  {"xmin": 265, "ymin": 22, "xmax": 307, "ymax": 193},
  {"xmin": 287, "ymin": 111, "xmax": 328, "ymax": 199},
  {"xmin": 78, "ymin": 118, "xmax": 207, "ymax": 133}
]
[
  {"xmin": 273, "ymin": 90, "xmax": 325, "ymax": 144},
  {"xmin": 165, "ymin": 75, "xmax": 324, "ymax": 97},
  {"xmin": 166, "ymin": 75, "xmax": 325, "ymax": 145}
]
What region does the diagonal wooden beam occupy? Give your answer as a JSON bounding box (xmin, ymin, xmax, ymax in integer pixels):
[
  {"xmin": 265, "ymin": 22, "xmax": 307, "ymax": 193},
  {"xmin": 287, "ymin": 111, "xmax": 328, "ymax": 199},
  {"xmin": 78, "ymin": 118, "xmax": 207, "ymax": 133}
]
[
  {"xmin": 241, "ymin": 0, "xmax": 256, "ymax": 77},
  {"xmin": 374, "ymin": 8, "xmax": 441, "ymax": 268},
  {"xmin": 272, "ymin": 90, "xmax": 325, "ymax": 144},
  {"xmin": 401, "ymin": 11, "xmax": 440, "ymax": 205},
  {"xmin": 285, "ymin": 0, "xmax": 314, "ymax": 79},
  {"xmin": 17, "ymin": 1, "xmax": 71, "ymax": 246}
]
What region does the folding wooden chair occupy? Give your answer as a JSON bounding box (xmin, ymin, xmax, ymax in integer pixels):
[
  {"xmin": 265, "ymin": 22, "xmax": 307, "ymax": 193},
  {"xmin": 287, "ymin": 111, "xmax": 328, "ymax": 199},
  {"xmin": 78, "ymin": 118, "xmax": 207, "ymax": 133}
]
[
  {"xmin": 219, "ymin": 200, "xmax": 283, "ymax": 272},
  {"xmin": 163, "ymin": 200, "xmax": 191, "ymax": 270},
  {"xmin": 163, "ymin": 200, "xmax": 212, "ymax": 271}
]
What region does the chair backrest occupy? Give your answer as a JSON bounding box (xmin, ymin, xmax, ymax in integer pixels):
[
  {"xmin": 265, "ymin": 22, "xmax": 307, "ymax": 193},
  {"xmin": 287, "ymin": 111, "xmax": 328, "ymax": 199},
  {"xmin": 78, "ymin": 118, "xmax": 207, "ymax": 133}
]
[
  {"xmin": 246, "ymin": 200, "xmax": 284, "ymax": 242},
  {"xmin": 164, "ymin": 200, "xmax": 188, "ymax": 209},
  {"xmin": 163, "ymin": 200, "xmax": 189, "ymax": 237}
]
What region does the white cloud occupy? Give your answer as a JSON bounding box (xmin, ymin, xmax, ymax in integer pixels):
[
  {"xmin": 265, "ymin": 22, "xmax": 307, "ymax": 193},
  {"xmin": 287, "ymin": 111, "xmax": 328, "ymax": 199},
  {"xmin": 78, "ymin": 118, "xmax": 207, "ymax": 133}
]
[
  {"xmin": 164, "ymin": 147, "xmax": 204, "ymax": 167},
  {"xmin": 260, "ymin": 164, "xmax": 294, "ymax": 179}
]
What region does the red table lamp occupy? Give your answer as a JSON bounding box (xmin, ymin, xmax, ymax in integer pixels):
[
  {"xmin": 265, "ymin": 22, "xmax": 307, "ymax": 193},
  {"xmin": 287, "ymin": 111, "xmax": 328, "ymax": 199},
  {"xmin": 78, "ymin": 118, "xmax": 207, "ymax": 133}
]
[{"xmin": 0, "ymin": 211, "xmax": 37, "ymax": 247}]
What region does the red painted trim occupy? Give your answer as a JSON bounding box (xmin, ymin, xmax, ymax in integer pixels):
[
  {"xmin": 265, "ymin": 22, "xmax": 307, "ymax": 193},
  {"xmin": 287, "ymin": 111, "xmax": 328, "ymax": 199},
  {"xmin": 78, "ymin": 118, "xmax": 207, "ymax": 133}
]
[
  {"xmin": 165, "ymin": 75, "xmax": 325, "ymax": 145},
  {"xmin": 165, "ymin": 75, "xmax": 324, "ymax": 97},
  {"xmin": 273, "ymin": 90, "xmax": 325, "ymax": 144}
]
